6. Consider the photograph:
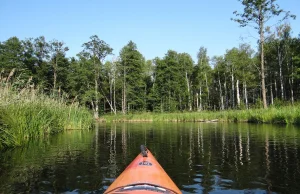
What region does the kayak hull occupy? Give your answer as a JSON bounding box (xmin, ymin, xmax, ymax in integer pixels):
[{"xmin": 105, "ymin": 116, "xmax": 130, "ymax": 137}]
[{"xmin": 104, "ymin": 148, "xmax": 181, "ymax": 194}]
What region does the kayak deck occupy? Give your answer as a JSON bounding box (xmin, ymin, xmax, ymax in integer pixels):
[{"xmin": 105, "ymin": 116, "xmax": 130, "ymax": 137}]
[{"xmin": 104, "ymin": 145, "xmax": 181, "ymax": 194}]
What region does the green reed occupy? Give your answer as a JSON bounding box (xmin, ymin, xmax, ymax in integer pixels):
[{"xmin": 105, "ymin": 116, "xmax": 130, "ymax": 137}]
[
  {"xmin": 101, "ymin": 105, "xmax": 300, "ymax": 125},
  {"xmin": 0, "ymin": 72, "xmax": 93, "ymax": 149}
]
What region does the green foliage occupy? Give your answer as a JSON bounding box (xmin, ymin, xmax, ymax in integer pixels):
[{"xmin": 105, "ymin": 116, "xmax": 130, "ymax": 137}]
[
  {"xmin": 119, "ymin": 41, "xmax": 146, "ymax": 111},
  {"xmin": 79, "ymin": 35, "xmax": 113, "ymax": 117},
  {"xmin": 232, "ymin": 0, "xmax": 295, "ymax": 28},
  {"xmin": 1, "ymin": 28, "xmax": 300, "ymax": 116},
  {"xmin": 0, "ymin": 37, "xmax": 28, "ymax": 80},
  {"xmin": 66, "ymin": 57, "xmax": 94, "ymax": 105},
  {"xmin": 0, "ymin": 77, "xmax": 93, "ymax": 149},
  {"xmin": 232, "ymin": 0, "xmax": 296, "ymax": 109},
  {"xmin": 192, "ymin": 47, "xmax": 212, "ymax": 110},
  {"xmin": 101, "ymin": 105, "xmax": 300, "ymax": 126},
  {"xmin": 253, "ymin": 98, "xmax": 263, "ymax": 109},
  {"xmin": 152, "ymin": 51, "xmax": 194, "ymax": 112}
]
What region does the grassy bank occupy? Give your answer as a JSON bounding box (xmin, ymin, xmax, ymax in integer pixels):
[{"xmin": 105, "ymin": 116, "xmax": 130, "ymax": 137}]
[
  {"xmin": 101, "ymin": 105, "xmax": 300, "ymax": 125},
  {"xmin": 0, "ymin": 76, "xmax": 93, "ymax": 149}
]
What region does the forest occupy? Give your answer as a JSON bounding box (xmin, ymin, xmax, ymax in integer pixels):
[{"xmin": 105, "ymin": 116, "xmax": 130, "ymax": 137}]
[
  {"xmin": 1, "ymin": 22, "xmax": 299, "ymax": 118},
  {"xmin": 1, "ymin": 0, "xmax": 300, "ymax": 121},
  {"xmin": 1, "ymin": 0, "xmax": 300, "ymax": 148}
]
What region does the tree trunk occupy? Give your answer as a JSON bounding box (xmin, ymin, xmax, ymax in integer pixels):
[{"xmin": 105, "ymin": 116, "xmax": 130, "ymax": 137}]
[
  {"xmin": 221, "ymin": 96, "xmax": 224, "ymax": 111},
  {"xmin": 224, "ymin": 74, "xmax": 228, "ymax": 109},
  {"xmin": 168, "ymin": 90, "xmax": 171, "ymax": 111},
  {"xmin": 122, "ymin": 65, "xmax": 126, "ymax": 114},
  {"xmin": 179, "ymin": 94, "xmax": 182, "ymax": 111},
  {"xmin": 104, "ymin": 98, "xmax": 106, "ymax": 113},
  {"xmin": 290, "ymin": 73, "xmax": 294, "ymax": 104},
  {"xmin": 196, "ymin": 93, "xmax": 199, "ymax": 111},
  {"xmin": 53, "ymin": 56, "xmax": 57, "ymax": 91},
  {"xmin": 274, "ymin": 80, "xmax": 277, "ymax": 98},
  {"xmin": 113, "ymin": 77, "xmax": 116, "ymax": 114},
  {"xmin": 112, "ymin": 60, "xmax": 116, "ymax": 114},
  {"xmin": 218, "ymin": 72, "xmax": 224, "ymax": 110},
  {"xmin": 144, "ymin": 84, "xmax": 147, "ymax": 111},
  {"xmin": 287, "ymin": 59, "xmax": 294, "ymax": 104},
  {"xmin": 231, "ymin": 68, "xmax": 235, "ymax": 108},
  {"xmin": 101, "ymin": 88, "xmax": 116, "ymax": 115},
  {"xmin": 199, "ymin": 86, "xmax": 202, "ymax": 111},
  {"xmin": 94, "ymin": 83, "xmax": 99, "ymax": 119},
  {"xmin": 91, "ymin": 101, "xmax": 97, "ymax": 119},
  {"xmin": 186, "ymin": 72, "xmax": 192, "ymax": 111},
  {"xmin": 243, "ymin": 81, "xmax": 248, "ymax": 109},
  {"xmin": 278, "ymin": 46, "xmax": 284, "ymax": 100},
  {"xmin": 236, "ymin": 80, "xmax": 240, "ymax": 108},
  {"xmin": 122, "ymin": 87, "xmax": 124, "ymax": 114},
  {"xmin": 205, "ymin": 73, "xmax": 209, "ymax": 107},
  {"xmin": 94, "ymin": 58, "xmax": 99, "ymax": 119},
  {"xmin": 110, "ymin": 76, "xmax": 113, "ymax": 114},
  {"xmin": 58, "ymin": 86, "xmax": 61, "ymax": 98},
  {"xmin": 270, "ymin": 82, "xmax": 274, "ymax": 105},
  {"xmin": 259, "ymin": 6, "xmax": 267, "ymax": 109}
]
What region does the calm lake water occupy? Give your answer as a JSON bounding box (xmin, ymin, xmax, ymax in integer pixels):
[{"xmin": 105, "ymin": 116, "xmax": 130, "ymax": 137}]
[{"xmin": 1, "ymin": 123, "xmax": 300, "ymax": 194}]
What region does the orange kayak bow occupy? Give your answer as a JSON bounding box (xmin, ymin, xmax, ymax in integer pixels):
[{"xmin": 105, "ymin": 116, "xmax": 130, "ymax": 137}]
[{"xmin": 104, "ymin": 145, "xmax": 182, "ymax": 194}]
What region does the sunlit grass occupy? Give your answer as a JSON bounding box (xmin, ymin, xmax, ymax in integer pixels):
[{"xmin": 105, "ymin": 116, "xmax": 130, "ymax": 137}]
[{"xmin": 101, "ymin": 105, "xmax": 300, "ymax": 125}]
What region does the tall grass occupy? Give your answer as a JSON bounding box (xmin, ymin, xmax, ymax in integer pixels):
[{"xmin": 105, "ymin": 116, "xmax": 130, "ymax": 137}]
[
  {"xmin": 101, "ymin": 106, "xmax": 300, "ymax": 125},
  {"xmin": 0, "ymin": 70, "xmax": 93, "ymax": 149}
]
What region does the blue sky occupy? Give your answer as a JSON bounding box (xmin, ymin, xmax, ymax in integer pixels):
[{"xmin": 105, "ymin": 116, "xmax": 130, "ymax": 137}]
[{"xmin": 1, "ymin": 0, "xmax": 299, "ymax": 62}]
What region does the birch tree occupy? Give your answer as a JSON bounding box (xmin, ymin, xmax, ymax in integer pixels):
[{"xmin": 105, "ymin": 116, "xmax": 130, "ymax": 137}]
[
  {"xmin": 179, "ymin": 53, "xmax": 194, "ymax": 111},
  {"xmin": 49, "ymin": 40, "xmax": 69, "ymax": 91},
  {"xmin": 232, "ymin": 0, "xmax": 295, "ymax": 108},
  {"xmin": 81, "ymin": 35, "xmax": 112, "ymax": 119},
  {"xmin": 194, "ymin": 47, "xmax": 211, "ymax": 110}
]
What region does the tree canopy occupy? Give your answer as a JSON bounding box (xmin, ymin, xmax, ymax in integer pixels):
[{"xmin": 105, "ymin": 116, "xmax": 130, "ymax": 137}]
[{"xmin": 0, "ymin": 1, "xmax": 298, "ymax": 114}]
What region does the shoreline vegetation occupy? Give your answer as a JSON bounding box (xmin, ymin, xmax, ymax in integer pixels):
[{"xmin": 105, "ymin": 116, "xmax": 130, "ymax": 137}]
[
  {"xmin": 0, "ymin": 73, "xmax": 93, "ymax": 149},
  {"xmin": 101, "ymin": 105, "xmax": 300, "ymax": 125},
  {"xmin": 1, "ymin": 1, "xmax": 299, "ymax": 152},
  {"xmin": 1, "ymin": 76, "xmax": 300, "ymax": 150}
]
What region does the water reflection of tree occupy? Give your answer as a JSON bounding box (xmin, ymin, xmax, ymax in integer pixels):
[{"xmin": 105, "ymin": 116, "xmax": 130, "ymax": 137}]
[
  {"xmin": 198, "ymin": 124, "xmax": 214, "ymax": 193},
  {"xmin": 121, "ymin": 123, "xmax": 127, "ymax": 165},
  {"xmin": 221, "ymin": 125, "xmax": 225, "ymax": 168},
  {"xmin": 238, "ymin": 128, "xmax": 243, "ymax": 166},
  {"xmin": 0, "ymin": 130, "xmax": 95, "ymax": 193},
  {"xmin": 188, "ymin": 127, "xmax": 194, "ymax": 180},
  {"xmin": 95, "ymin": 122, "xmax": 99, "ymax": 168},
  {"xmin": 246, "ymin": 127, "xmax": 250, "ymax": 163},
  {"xmin": 5, "ymin": 123, "xmax": 298, "ymax": 193},
  {"xmin": 108, "ymin": 124, "xmax": 117, "ymax": 178},
  {"xmin": 264, "ymin": 129, "xmax": 271, "ymax": 192},
  {"xmin": 294, "ymin": 132, "xmax": 299, "ymax": 181}
]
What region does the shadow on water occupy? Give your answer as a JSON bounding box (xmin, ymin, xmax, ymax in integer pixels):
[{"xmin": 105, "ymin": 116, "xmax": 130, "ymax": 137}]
[{"xmin": 0, "ymin": 123, "xmax": 300, "ymax": 193}]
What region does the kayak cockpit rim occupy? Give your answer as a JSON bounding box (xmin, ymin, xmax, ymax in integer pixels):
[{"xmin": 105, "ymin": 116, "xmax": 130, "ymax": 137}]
[{"xmin": 104, "ymin": 183, "xmax": 180, "ymax": 194}]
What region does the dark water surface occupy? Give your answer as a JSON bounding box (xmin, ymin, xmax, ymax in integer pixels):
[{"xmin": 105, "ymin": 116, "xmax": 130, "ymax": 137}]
[{"xmin": 1, "ymin": 123, "xmax": 300, "ymax": 194}]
